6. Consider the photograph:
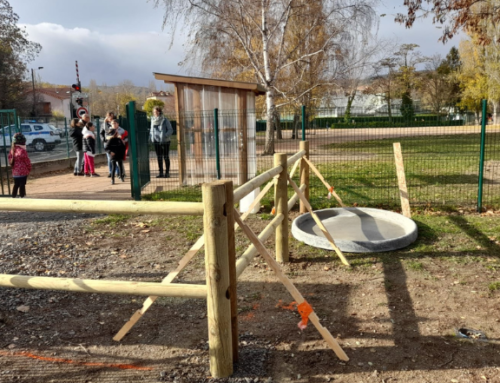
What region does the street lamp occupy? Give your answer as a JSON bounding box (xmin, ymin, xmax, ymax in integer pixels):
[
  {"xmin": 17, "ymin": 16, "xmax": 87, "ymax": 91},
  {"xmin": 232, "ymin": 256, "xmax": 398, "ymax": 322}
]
[{"xmin": 31, "ymin": 66, "xmax": 44, "ymax": 117}]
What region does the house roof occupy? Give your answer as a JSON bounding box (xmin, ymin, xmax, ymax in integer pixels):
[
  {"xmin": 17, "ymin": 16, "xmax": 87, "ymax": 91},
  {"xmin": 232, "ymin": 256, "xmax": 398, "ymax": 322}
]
[
  {"xmin": 149, "ymin": 91, "xmax": 174, "ymax": 98},
  {"xmin": 27, "ymin": 87, "xmax": 72, "ymax": 100},
  {"xmin": 153, "ymin": 73, "xmax": 267, "ymax": 95}
]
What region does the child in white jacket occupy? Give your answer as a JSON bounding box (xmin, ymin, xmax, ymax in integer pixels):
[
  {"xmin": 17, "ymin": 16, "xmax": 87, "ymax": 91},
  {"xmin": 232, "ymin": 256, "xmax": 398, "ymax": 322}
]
[{"xmin": 83, "ymin": 123, "xmax": 98, "ymax": 177}]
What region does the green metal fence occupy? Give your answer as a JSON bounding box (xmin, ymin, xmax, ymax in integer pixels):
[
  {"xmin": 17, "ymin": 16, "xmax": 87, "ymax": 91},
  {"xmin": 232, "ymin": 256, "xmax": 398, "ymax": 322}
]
[
  {"xmin": 134, "ymin": 104, "xmax": 499, "ymax": 210},
  {"xmin": 0, "ymin": 110, "xmax": 19, "ymax": 197}
]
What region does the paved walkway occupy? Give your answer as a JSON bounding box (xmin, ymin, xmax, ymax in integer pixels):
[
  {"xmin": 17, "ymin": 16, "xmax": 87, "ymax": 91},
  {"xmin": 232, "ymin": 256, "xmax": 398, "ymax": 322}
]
[{"xmin": 27, "ymin": 163, "xmax": 132, "ymax": 200}]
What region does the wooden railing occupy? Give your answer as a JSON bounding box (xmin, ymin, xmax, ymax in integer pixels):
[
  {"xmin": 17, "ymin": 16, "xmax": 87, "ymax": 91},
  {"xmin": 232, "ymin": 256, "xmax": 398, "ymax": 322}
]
[{"xmin": 0, "ymin": 141, "xmax": 352, "ymax": 379}]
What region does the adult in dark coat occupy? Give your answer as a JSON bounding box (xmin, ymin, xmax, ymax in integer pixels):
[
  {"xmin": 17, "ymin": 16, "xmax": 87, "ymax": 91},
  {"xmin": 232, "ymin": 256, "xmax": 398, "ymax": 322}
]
[{"xmin": 70, "ymin": 118, "xmax": 84, "ymax": 175}]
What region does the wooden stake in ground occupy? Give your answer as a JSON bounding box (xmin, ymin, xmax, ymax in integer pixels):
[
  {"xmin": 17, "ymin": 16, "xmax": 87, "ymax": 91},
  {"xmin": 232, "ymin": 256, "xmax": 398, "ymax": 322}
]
[
  {"xmin": 288, "ymin": 175, "xmax": 351, "ymax": 267},
  {"xmin": 303, "ymin": 157, "xmax": 345, "ymax": 207},
  {"xmin": 113, "ymin": 180, "xmax": 275, "ymax": 342},
  {"xmin": 274, "ymin": 153, "xmax": 289, "ymax": 263},
  {"xmin": 234, "ymin": 210, "xmax": 349, "ymax": 361},
  {"xmin": 393, "ymin": 143, "xmax": 411, "ymax": 218},
  {"xmin": 204, "ymin": 182, "xmax": 233, "ymax": 378}
]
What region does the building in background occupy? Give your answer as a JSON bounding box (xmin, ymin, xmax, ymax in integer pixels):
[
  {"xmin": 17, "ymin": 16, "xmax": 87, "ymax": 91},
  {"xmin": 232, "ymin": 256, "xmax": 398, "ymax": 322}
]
[
  {"xmin": 146, "ymin": 91, "xmax": 175, "ymax": 113},
  {"xmin": 25, "ymin": 87, "xmax": 72, "ymax": 120}
]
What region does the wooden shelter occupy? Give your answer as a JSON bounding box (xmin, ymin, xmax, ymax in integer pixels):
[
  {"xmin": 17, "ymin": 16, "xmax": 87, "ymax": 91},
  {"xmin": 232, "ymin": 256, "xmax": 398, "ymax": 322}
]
[{"xmin": 154, "ymin": 73, "xmax": 266, "ymax": 186}]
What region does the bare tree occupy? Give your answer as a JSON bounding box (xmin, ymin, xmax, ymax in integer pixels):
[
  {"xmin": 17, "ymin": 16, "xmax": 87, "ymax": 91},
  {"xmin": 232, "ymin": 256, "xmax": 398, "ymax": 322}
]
[{"xmin": 153, "ymin": 0, "xmax": 377, "ymax": 154}]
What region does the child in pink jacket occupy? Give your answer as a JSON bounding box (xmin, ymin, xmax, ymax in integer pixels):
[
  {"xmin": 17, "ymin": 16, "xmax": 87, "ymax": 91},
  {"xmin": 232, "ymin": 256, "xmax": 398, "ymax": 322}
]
[{"xmin": 8, "ymin": 133, "xmax": 32, "ymax": 198}]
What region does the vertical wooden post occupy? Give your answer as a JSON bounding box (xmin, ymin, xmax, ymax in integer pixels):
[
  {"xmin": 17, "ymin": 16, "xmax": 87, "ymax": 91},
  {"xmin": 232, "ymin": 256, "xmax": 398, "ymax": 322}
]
[
  {"xmin": 275, "ymin": 153, "xmax": 289, "ymax": 262},
  {"xmin": 202, "ymin": 181, "xmax": 233, "ymax": 378},
  {"xmin": 193, "ymin": 85, "xmax": 203, "ymax": 170},
  {"xmin": 299, "ymin": 141, "xmax": 310, "ymax": 213},
  {"xmin": 393, "ymin": 143, "xmax": 411, "ymax": 218},
  {"xmin": 237, "ymin": 90, "xmax": 248, "ymax": 185},
  {"xmin": 174, "ymin": 83, "xmax": 187, "ymax": 185},
  {"xmin": 223, "ymin": 180, "xmax": 238, "ymax": 363}
]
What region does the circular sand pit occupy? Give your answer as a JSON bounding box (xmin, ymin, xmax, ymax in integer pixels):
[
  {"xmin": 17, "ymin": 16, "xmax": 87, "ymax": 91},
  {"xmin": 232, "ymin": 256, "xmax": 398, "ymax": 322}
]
[{"xmin": 292, "ymin": 208, "xmax": 418, "ymax": 253}]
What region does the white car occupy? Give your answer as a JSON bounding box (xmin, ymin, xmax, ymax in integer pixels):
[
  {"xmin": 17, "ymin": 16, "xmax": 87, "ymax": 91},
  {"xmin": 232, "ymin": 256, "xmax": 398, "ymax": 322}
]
[{"xmin": 0, "ymin": 123, "xmax": 62, "ymax": 152}]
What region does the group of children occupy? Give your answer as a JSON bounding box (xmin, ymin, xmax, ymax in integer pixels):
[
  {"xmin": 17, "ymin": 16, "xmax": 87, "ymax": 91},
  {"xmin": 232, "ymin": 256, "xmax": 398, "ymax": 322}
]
[
  {"xmin": 70, "ymin": 115, "xmax": 128, "ymax": 185},
  {"xmin": 6, "ymin": 114, "xmax": 129, "ymax": 199}
]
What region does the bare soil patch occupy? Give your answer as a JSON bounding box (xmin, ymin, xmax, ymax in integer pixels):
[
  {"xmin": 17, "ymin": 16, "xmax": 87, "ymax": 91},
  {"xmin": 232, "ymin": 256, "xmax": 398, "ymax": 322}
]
[{"xmin": 1, "ymin": 210, "xmax": 500, "ymax": 382}]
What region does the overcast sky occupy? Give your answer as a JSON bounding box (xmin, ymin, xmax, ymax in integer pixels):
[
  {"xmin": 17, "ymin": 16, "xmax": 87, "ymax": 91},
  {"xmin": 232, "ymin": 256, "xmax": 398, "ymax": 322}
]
[{"xmin": 10, "ymin": 0, "xmax": 464, "ymax": 88}]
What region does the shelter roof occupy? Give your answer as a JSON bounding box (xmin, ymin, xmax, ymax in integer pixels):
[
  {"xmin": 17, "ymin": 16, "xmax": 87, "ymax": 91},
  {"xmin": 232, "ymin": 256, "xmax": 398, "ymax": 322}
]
[{"xmin": 153, "ymin": 73, "xmax": 267, "ymax": 95}]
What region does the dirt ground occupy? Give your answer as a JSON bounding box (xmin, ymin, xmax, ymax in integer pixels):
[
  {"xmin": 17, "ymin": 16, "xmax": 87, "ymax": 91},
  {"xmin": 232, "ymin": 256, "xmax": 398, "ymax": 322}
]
[{"xmin": 1, "ymin": 209, "xmax": 500, "ymax": 383}]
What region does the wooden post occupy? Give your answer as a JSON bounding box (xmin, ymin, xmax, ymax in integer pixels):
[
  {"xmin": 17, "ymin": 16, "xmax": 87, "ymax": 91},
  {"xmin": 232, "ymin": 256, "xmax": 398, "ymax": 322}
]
[
  {"xmin": 299, "ymin": 141, "xmax": 310, "ymax": 213},
  {"xmin": 223, "ymin": 180, "xmax": 238, "ymax": 363},
  {"xmin": 238, "ymin": 90, "xmax": 248, "ymax": 185},
  {"xmin": 174, "ymin": 83, "xmax": 187, "ymax": 185},
  {"xmin": 202, "ymin": 181, "xmax": 233, "ymax": 378},
  {"xmin": 275, "ymin": 153, "xmax": 289, "ymax": 262},
  {"xmin": 193, "ymin": 85, "xmax": 203, "ymax": 170},
  {"xmin": 393, "ymin": 143, "xmax": 411, "ymax": 218}
]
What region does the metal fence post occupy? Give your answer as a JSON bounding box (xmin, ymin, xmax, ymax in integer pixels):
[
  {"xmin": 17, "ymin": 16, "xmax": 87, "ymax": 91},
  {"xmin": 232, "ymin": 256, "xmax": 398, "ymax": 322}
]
[
  {"xmin": 95, "ymin": 117, "xmax": 102, "ymax": 154},
  {"xmin": 127, "ymin": 101, "xmax": 141, "ymax": 201},
  {"xmin": 214, "ymin": 108, "xmax": 221, "ymax": 180},
  {"xmin": 301, "ymin": 105, "xmax": 306, "ymax": 141},
  {"xmin": 64, "ymin": 118, "xmax": 70, "ymax": 159},
  {"xmin": 477, "ymin": 99, "xmax": 488, "ymax": 212}
]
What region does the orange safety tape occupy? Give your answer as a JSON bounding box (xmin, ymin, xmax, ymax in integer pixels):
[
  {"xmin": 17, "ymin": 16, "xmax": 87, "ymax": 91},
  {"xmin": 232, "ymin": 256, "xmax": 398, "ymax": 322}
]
[
  {"xmin": 271, "ymin": 207, "xmax": 276, "ymax": 215},
  {"xmin": 0, "ymin": 350, "xmax": 152, "ymax": 371},
  {"xmin": 297, "ymin": 301, "xmax": 313, "ymax": 330},
  {"xmin": 328, "ymin": 186, "xmax": 334, "ymax": 193}
]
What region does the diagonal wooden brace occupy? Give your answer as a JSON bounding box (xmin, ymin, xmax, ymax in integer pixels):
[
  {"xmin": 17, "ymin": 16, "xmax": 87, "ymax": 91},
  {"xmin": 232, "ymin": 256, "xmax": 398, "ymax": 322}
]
[
  {"xmin": 303, "ymin": 157, "xmax": 345, "ymax": 207},
  {"xmin": 287, "ymin": 175, "xmax": 350, "ymax": 267},
  {"xmin": 234, "ymin": 209, "xmax": 349, "ymax": 361},
  {"xmin": 113, "ymin": 179, "xmax": 276, "ymax": 341}
]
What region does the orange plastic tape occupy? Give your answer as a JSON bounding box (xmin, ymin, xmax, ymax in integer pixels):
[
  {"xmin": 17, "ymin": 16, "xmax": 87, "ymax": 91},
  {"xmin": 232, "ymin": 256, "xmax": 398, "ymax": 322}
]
[
  {"xmin": 297, "ymin": 301, "xmax": 313, "ymax": 330},
  {"xmin": 328, "ymin": 186, "xmax": 334, "ymax": 193},
  {"xmin": 271, "ymin": 207, "xmax": 276, "ymax": 215}
]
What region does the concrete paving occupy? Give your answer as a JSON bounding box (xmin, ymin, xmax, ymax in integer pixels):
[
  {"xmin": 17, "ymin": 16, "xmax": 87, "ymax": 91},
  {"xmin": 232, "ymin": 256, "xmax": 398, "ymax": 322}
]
[{"xmin": 24, "ymin": 163, "xmax": 132, "ymax": 200}]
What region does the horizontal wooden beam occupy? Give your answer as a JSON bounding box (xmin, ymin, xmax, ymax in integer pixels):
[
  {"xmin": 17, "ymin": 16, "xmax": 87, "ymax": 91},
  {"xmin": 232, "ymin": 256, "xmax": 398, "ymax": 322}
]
[
  {"xmin": 153, "ymin": 73, "xmax": 267, "ymax": 95},
  {"xmin": 233, "ymin": 165, "xmax": 283, "ymax": 203},
  {"xmin": 0, "ymin": 274, "xmax": 207, "ymax": 299},
  {"xmin": 0, "ymin": 199, "xmax": 204, "ymax": 216},
  {"xmin": 288, "ymin": 184, "xmax": 306, "ymax": 211},
  {"xmin": 287, "ymin": 150, "xmax": 306, "ymax": 167}
]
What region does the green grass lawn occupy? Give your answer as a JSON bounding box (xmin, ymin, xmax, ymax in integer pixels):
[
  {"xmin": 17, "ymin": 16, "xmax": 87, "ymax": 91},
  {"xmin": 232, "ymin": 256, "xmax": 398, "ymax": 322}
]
[{"xmin": 143, "ymin": 132, "xmax": 500, "ymax": 210}]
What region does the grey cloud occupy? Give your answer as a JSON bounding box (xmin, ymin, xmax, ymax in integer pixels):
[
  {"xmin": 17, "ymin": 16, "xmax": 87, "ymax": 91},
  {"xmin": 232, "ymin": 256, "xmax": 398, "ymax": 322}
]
[{"xmin": 24, "ymin": 23, "xmax": 186, "ymax": 86}]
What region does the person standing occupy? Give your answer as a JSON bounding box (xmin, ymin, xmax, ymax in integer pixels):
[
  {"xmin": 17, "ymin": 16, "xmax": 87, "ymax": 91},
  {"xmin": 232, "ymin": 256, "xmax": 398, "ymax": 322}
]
[
  {"xmin": 83, "ymin": 122, "xmax": 98, "ymax": 177},
  {"xmin": 80, "ymin": 113, "xmax": 91, "ymax": 128},
  {"xmin": 101, "ymin": 111, "xmax": 118, "ymax": 178},
  {"xmin": 150, "ymin": 106, "xmax": 173, "ymax": 178},
  {"xmin": 104, "ymin": 123, "xmax": 126, "ymax": 185},
  {"xmin": 8, "ymin": 133, "xmax": 32, "ymax": 198},
  {"xmin": 70, "ymin": 118, "xmax": 84, "ymax": 176}
]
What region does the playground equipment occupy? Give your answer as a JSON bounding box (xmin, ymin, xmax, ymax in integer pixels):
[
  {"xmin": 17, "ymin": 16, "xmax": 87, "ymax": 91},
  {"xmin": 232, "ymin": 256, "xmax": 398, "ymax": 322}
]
[
  {"xmin": 292, "ymin": 207, "xmax": 418, "ymax": 253},
  {"xmin": 291, "ymin": 141, "xmax": 418, "ymax": 253},
  {"xmin": 0, "ymin": 141, "xmax": 355, "ymax": 379}
]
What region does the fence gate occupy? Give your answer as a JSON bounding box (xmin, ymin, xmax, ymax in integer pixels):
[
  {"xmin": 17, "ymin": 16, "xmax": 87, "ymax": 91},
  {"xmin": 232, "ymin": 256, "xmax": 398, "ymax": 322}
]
[
  {"xmin": 127, "ymin": 101, "xmax": 151, "ymax": 200},
  {"xmin": 0, "ymin": 110, "xmax": 19, "ymax": 197}
]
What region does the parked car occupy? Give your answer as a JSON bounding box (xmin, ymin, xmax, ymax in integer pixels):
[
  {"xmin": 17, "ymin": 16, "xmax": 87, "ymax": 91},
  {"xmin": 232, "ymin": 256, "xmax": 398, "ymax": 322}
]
[
  {"xmin": 0, "ymin": 123, "xmax": 62, "ymax": 152},
  {"xmin": 48, "ymin": 124, "xmax": 65, "ymax": 138}
]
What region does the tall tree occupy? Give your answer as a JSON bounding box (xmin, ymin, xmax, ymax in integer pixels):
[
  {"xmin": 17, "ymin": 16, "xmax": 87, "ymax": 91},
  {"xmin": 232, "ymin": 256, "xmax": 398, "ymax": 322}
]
[
  {"xmin": 394, "ymin": 44, "xmax": 427, "ymax": 120},
  {"xmin": 363, "ymin": 57, "xmax": 399, "ymax": 121},
  {"xmin": 456, "ymin": 38, "xmax": 488, "ymax": 122},
  {"xmin": 154, "ymin": 0, "xmax": 376, "ymax": 154},
  {"xmin": 0, "ymin": 0, "xmax": 41, "ymax": 112}
]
